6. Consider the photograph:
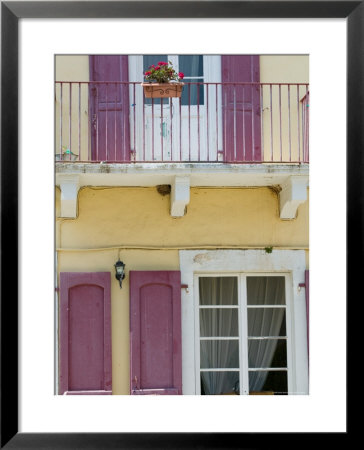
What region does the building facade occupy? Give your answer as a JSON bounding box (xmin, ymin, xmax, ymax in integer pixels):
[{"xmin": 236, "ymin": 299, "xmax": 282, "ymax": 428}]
[{"xmin": 55, "ymin": 54, "xmax": 309, "ymax": 395}]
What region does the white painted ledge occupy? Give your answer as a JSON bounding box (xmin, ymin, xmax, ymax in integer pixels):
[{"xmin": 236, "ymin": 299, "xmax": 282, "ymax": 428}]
[
  {"xmin": 171, "ymin": 176, "xmax": 190, "ymax": 217},
  {"xmin": 58, "ymin": 175, "xmax": 80, "ymax": 218},
  {"xmin": 279, "ymin": 176, "xmax": 309, "ymax": 219}
]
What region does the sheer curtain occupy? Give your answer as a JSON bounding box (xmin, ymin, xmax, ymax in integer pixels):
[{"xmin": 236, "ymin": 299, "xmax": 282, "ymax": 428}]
[
  {"xmin": 247, "ymin": 277, "xmax": 286, "ymax": 391},
  {"xmin": 199, "ymin": 277, "xmax": 239, "ymax": 395}
]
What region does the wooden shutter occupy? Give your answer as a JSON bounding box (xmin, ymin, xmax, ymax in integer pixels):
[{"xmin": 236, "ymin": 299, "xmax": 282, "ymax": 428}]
[
  {"xmin": 222, "ymin": 55, "xmax": 261, "ymax": 162},
  {"xmin": 59, "ymin": 272, "xmax": 112, "ymax": 395},
  {"xmin": 130, "ymin": 271, "xmax": 182, "ymax": 395},
  {"xmin": 89, "ymin": 55, "xmax": 130, "ymax": 162}
]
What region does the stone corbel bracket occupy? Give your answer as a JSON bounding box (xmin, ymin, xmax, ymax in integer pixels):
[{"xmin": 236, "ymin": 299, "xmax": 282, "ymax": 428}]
[
  {"xmin": 58, "ymin": 174, "xmax": 80, "ymax": 218},
  {"xmin": 279, "ymin": 175, "xmax": 309, "ymax": 219},
  {"xmin": 171, "ymin": 176, "xmax": 190, "ymax": 217}
]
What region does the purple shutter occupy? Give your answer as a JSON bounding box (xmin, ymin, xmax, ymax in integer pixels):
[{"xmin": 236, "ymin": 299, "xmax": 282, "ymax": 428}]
[
  {"xmin": 89, "ymin": 55, "xmax": 130, "ymax": 162},
  {"xmin": 59, "ymin": 272, "xmax": 112, "ymax": 395},
  {"xmin": 222, "ymin": 55, "xmax": 261, "ymax": 162},
  {"xmin": 130, "ymin": 271, "xmax": 182, "ymax": 395},
  {"xmin": 305, "ymin": 269, "xmax": 309, "ymax": 359}
]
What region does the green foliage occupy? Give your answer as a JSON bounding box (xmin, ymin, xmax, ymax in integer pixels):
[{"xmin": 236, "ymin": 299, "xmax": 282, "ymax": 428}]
[{"xmin": 144, "ymin": 60, "xmax": 184, "ymax": 83}]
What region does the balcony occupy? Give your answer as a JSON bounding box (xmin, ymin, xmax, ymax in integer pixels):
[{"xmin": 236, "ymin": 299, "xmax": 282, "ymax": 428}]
[
  {"xmin": 55, "ymin": 81, "xmax": 309, "ymax": 219},
  {"xmin": 55, "ymin": 81, "xmax": 309, "ymax": 163}
]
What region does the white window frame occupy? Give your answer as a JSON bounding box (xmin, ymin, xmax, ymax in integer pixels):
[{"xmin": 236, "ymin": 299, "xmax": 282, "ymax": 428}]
[{"xmin": 179, "ymin": 249, "xmax": 308, "ymax": 395}]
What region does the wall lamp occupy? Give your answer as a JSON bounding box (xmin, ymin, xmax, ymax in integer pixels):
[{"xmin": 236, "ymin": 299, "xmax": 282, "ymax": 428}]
[{"xmin": 114, "ymin": 259, "xmax": 126, "ymax": 288}]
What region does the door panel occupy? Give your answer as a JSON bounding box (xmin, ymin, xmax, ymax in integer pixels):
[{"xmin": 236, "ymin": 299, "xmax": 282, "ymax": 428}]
[
  {"xmin": 130, "ymin": 271, "xmax": 182, "ymax": 395},
  {"xmin": 89, "ymin": 55, "xmax": 130, "ymax": 161},
  {"xmin": 222, "ymin": 55, "xmax": 261, "ymax": 162}
]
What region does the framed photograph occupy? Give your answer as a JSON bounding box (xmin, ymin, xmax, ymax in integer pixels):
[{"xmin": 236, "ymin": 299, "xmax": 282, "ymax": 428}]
[{"xmin": 1, "ymin": 1, "xmax": 358, "ymax": 448}]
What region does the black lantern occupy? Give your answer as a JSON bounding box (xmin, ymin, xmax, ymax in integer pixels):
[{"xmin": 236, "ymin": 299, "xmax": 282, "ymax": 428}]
[{"xmin": 114, "ymin": 259, "xmax": 126, "ymax": 288}]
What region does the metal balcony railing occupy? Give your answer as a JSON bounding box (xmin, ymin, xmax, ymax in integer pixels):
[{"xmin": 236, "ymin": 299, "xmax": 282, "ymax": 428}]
[{"xmin": 55, "ymin": 81, "xmax": 309, "ymax": 164}]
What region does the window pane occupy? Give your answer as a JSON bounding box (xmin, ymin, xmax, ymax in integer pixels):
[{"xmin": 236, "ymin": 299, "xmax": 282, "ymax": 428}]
[
  {"xmin": 248, "ymin": 339, "xmax": 287, "ymax": 368},
  {"xmin": 247, "ymin": 276, "xmax": 286, "ymax": 305},
  {"xmin": 181, "ymin": 80, "xmax": 204, "ymax": 106},
  {"xmin": 201, "ymin": 371, "xmax": 239, "ymax": 395},
  {"xmin": 199, "ymin": 277, "xmax": 238, "ymax": 305},
  {"xmin": 249, "ymin": 371, "xmax": 288, "ymax": 395},
  {"xmin": 200, "ymin": 340, "xmax": 239, "ymax": 369},
  {"xmin": 247, "ymin": 308, "xmax": 286, "ymax": 336},
  {"xmin": 200, "ymin": 309, "xmax": 239, "ymax": 337},
  {"xmin": 143, "ymin": 55, "xmax": 169, "ymax": 105},
  {"xmin": 179, "ymin": 55, "xmax": 203, "ymax": 77},
  {"xmin": 143, "ymin": 55, "xmax": 168, "ymax": 73}
]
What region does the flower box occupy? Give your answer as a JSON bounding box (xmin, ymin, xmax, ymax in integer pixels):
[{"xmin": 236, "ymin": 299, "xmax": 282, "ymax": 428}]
[{"xmin": 141, "ymin": 82, "xmax": 184, "ymax": 99}]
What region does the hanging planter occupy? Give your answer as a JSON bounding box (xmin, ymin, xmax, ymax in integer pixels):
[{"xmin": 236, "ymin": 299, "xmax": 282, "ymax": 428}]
[
  {"xmin": 141, "ymin": 82, "xmax": 184, "ymax": 99},
  {"xmin": 141, "ymin": 60, "xmax": 184, "ymax": 99}
]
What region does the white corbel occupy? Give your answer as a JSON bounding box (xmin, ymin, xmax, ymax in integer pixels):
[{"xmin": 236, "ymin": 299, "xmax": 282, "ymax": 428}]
[
  {"xmin": 279, "ymin": 176, "xmax": 309, "ymax": 219},
  {"xmin": 171, "ymin": 176, "xmax": 190, "ymax": 217},
  {"xmin": 58, "ymin": 175, "xmax": 80, "ymax": 218}
]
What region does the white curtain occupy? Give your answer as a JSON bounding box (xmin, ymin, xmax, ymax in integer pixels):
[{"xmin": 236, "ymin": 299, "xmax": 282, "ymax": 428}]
[
  {"xmin": 247, "ymin": 277, "xmax": 286, "ymax": 392},
  {"xmin": 199, "ymin": 277, "xmax": 239, "ymax": 395}
]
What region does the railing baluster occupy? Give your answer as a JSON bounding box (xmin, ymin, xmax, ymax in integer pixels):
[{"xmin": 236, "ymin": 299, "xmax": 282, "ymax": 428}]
[
  {"xmin": 170, "ymin": 97, "xmax": 173, "ymax": 161},
  {"xmin": 105, "ymin": 82, "xmax": 108, "ymax": 161},
  {"xmin": 114, "ymin": 82, "xmax": 117, "ymax": 161},
  {"xmin": 152, "ymin": 97, "xmax": 154, "ymax": 161},
  {"xmin": 279, "ymin": 84, "xmax": 282, "ymax": 162},
  {"xmin": 69, "ymin": 83, "xmax": 72, "ymax": 160},
  {"xmin": 251, "ymin": 83, "xmax": 255, "ymax": 161},
  {"xmin": 188, "ymin": 84, "xmax": 191, "ymax": 162},
  {"xmin": 215, "ymin": 83, "xmax": 218, "ymax": 162},
  {"xmin": 78, "ymin": 83, "xmax": 81, "ymax": 161},
  {"xmin": 206, "ymin": 83, "xmax": 209, "ymax": 162},
  {"xmin": 179, "ymin": 95, "xmax": 182, "ymax": 162},
  {"xmin": 288, "ymin": 84, "xmax": 291, "ymax": 162},
  {"xmin": 60, "ymin": 82, "xmax": 63, "ymax": 160},
  {"xmin": 133, "ymin": 83, "xmax": 136, "ymax": 162},
  {"xmin": 242, "ymin": 85, "xmax": 246, "ymax": 161},
  {"xmin": 198, "ymin": 82, "xmax": 200, "ymax": 161},
  {"xmin": 233, "ymin": 84, "xmax": 237, "ymax": 161},
  {"xmin": 161, "ymin": 97, "xmax": 164, "ymax": 161},
  {"xmin": 260, "ymin": 84, "xmax": 264, "ymax": 162},
  {"xmin": 270, "ymin": 84, "xmax": 273, "ymax": 162},
  {"xmin": 297, "ymin": 84, "xmax": 301, "ymax": 162},
  {"xmin": 142, "ymin": 86, "xmax": 145, "ymax": 162}
]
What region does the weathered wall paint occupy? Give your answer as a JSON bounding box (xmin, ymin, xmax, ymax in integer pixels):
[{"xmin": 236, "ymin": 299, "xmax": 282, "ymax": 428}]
[
  {"xmin": 55, "ymin": 56, "xmax": 90, "ymax": 160},
  {"xmin": 57, "ymin": 187, "xmax": 308, "ymax": 249},
  {"xmin": 260, "ymin": 55, "xmax": 309, "ymax": 161}
]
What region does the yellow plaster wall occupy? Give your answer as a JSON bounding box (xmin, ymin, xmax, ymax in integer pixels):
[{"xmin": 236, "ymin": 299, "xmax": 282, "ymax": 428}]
[
  {"xmin": 56, "ymin": 186, "xmax": 308, "ymax": 394},
  {"xmin": 55, "ymin": 56, "xmax": 90, "ymax": 160},
  {"xmin": 260, "ymin": 55, "xmax": 309, "ymax": 162}
]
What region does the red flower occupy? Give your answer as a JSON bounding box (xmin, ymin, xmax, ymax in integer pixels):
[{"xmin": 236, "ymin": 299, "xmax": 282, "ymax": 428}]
[
  {"xmin": 145, "ymin": 71, "xmax": 152, "ymax": 76},
  {"xmin": 155, "ymin": 66, "xmax": 161, "ymax": 70},
  {"xmin": 158, "ymin": 61, "xmax": 168, "ymax": 66},
  {"xmin": 178, "ymin": 72, "xmax": 185, "ymax": 79}
]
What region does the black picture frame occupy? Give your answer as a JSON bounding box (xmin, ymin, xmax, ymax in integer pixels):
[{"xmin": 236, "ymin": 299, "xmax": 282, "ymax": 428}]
[{"xmin": 1, "ymin": 1, "xmax": 357, "ymax": 448}]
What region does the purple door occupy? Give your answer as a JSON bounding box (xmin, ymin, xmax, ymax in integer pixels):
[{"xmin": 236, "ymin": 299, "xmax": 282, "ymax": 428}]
[
  {"xmin": 130, "ymin": 271, "xmax": 182, "ymax": 395},
  {"xmin": 89, "ymin": 55, "xmax": 130, "ymax": 162},
  {"xmin": 222, "ymin": 55, "xmax": 261, "ymax": 162},
  {"xmin": 59, "ymin": 272, "xmax": 112, "ymax": 395}
]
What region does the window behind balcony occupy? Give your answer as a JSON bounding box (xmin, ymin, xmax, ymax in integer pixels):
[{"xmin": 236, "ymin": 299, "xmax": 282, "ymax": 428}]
[{"xmin": 143, "ymin": 55, "xmax": 204, "ymax": 106}]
